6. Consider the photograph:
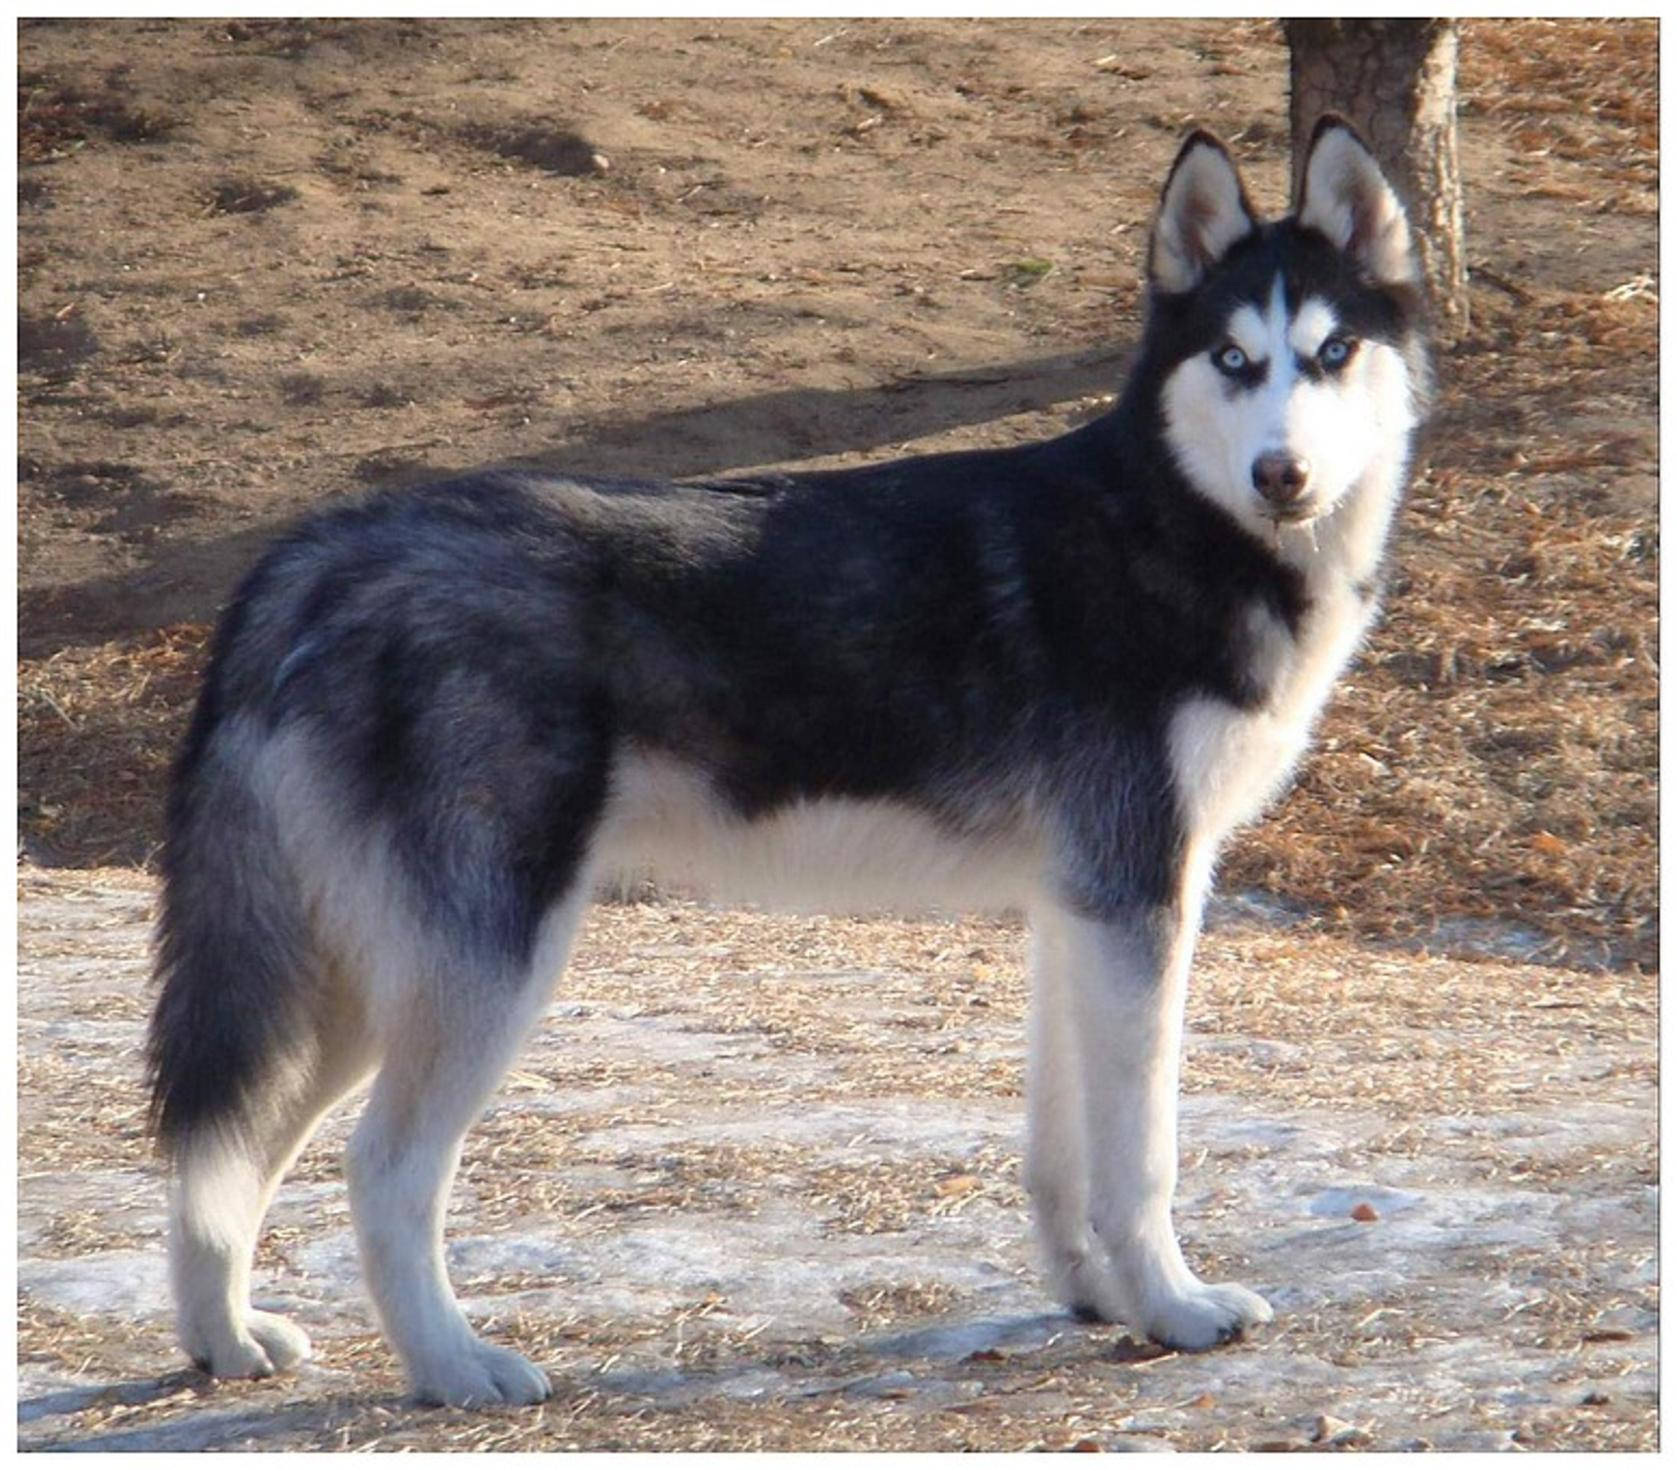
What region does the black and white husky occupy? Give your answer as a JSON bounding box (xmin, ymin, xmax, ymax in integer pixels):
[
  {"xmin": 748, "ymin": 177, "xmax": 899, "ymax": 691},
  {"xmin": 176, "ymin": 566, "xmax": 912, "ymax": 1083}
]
[{"xmin": 148, "ymin": 118, "xmax": 1427, "ymax": 1406}]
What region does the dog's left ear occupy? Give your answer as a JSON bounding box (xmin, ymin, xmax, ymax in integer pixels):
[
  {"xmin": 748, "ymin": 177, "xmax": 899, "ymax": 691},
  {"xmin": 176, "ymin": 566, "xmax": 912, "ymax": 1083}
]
[
  {"xmin": 1295, "ymin": 115, "xmax": 1416, "ymax": 285},
  {"xmin": 1148, "ymin": 130, "xmax": 1260, "ymax": 294}
]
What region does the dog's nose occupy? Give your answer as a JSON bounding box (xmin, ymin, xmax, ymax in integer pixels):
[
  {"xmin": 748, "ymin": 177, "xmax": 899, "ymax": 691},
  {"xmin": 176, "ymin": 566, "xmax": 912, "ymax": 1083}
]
[{"xmin": 1252, "ymin": 451, "xmax": 1310, "ymax": 507}]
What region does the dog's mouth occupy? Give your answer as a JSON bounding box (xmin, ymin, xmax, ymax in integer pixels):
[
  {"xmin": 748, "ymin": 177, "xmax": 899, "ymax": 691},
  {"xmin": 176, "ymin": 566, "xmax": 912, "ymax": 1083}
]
[
  {"xmin": 1263, "ymin": 500, "xmax": 1322, "ymax": 529},
  {"xmin": 1261, "ymin": 500, "xmax": 1327, "ymax": 553}
]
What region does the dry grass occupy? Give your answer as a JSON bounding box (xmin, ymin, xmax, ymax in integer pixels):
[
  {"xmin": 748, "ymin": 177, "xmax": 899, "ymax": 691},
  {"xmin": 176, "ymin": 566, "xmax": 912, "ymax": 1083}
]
[
  {"xmin": 19, "ymin": 623, "xmax": 209, "ymax": 868},
  {"xmin": 1461, "ymin": 19, "xmax": 1658, "ymax": 197}
]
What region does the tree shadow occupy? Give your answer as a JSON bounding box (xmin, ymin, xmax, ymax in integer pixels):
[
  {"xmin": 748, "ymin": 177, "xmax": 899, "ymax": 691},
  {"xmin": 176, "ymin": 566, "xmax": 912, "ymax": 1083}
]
[
  {"xmin": 512, "ymin": 341, "xmax": 1132, "ymax": 482},
  {"xmin": 19, "ymin": 340, "xmax": 1133, "ymax": 659}
]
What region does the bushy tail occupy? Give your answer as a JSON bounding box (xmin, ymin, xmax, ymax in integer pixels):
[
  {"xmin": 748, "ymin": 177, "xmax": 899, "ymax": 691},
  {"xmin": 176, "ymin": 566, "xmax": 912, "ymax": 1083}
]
[{"xmin": 147, "ymin": 715, "xmax": 313, "ymax": 1159}]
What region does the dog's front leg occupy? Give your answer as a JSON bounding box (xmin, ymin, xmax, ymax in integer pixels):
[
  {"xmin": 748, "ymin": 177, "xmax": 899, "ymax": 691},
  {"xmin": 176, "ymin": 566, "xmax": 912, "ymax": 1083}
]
[
  {"xmin": 1024, "ymin": 915, "xmax": 1106, "ymax": 1316},
  {"xmin": 1035, "ymin": 895, "xmax": 1271, "ymax": 1348}
]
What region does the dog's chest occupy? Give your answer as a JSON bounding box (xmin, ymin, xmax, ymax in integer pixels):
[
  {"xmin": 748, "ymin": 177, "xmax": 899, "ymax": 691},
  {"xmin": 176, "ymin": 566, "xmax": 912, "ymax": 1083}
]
[{"xmin": 1169, "ymin": 581, "xmax": 1370, "ymax": 844}]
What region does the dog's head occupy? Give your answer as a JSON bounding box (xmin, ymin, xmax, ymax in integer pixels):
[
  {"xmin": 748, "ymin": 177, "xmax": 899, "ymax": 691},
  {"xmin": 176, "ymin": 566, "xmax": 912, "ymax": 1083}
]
[{"xmin": 1142, "ymin": 118, "xmax": 1428, "ymax": 542}]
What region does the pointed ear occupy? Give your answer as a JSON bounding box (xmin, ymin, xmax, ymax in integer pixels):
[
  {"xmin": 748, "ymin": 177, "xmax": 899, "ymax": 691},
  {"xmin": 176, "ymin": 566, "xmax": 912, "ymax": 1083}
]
[
  {"xmin": 1295, "ymin": 115, "xmax": 1415, "ymax": 284},
  {"xmin": 1148, "ymin": 130, "xmax": 1260, "ymax": 294}
]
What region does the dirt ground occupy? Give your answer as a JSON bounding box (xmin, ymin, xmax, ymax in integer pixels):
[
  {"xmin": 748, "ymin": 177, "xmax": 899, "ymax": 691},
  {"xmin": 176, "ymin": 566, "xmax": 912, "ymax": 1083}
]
[{"xmin": 15, "ymin": 15, "xmax": 1659, "ymax": 1454}]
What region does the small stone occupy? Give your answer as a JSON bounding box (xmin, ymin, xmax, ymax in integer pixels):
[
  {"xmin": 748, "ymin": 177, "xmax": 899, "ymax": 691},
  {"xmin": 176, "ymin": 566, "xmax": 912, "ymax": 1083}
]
[
  {"xmin": 1350, "ymin": 1201, "xmax": 1380, "ymax": 1222},
  {"xmin": 857, "ymin": 85, "xmax": 904, "ymax": 112},
  {"xmin": 1312, "ymin": 1414, "xmax": 1370, "ymax": 1446}
]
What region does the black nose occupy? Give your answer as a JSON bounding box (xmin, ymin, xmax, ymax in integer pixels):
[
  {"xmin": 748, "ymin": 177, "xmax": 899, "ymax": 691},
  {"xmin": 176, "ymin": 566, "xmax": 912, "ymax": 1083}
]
[{"xmin": 1252, "ymin": 452, "xmax": 1310, "ymax": 506}]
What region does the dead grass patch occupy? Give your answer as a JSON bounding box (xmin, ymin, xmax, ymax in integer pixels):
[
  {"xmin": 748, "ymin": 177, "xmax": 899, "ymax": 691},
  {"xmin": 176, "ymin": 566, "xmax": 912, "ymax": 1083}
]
[
  {"xmin": 18, "ymin": 68, "xmax": 180, "ymax": 160},
  {"xmin": 19, "ymin": 625, "xmax": 209, "ymax": 867}
]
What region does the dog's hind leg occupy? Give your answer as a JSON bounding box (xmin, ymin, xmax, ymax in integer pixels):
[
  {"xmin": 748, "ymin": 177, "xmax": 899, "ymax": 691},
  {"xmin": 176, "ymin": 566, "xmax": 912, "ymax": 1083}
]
[
  {"xmin": 344, "ymin": 891, "xmax": 588, "ymax": 1407},
  {"xmin": 169, "ymin": 991, "xmax": 376, "ymax": 1379}
]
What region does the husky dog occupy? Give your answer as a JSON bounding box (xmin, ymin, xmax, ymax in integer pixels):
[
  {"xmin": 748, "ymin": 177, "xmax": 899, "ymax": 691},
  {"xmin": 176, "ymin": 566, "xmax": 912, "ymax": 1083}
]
[{"xmin": 148, "ymin": 117, "xmax": 1426, "ymax": 1406}]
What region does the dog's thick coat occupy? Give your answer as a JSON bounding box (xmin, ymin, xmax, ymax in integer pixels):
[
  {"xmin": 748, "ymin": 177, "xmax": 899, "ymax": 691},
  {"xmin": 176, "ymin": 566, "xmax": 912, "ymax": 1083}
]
[{"xmin": 150, "ymin": 119, "xmax": 1427, "ymax": 1405}]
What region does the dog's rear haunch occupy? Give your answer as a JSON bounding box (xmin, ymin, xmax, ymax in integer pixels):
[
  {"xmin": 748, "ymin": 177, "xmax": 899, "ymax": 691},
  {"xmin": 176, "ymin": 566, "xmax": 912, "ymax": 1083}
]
[{"xmin": 150, "ymin": 118, "xmax": 1426, "ymax": 1406}]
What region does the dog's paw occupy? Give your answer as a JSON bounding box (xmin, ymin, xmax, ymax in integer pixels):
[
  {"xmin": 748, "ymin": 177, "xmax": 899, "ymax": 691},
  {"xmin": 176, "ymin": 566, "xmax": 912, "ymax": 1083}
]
[
  {"xmin": 247, "ymin": 1310, "xmax": 313, "ymax": 1370},
  {"xmin": 1140, "ymin": 1279, "xmax": 1272, "ymax": 1351},
  {"xmin": 187, "ymin": 1309, "xmax": 312, "ymax": 1379},
  {"xmin": 1046, "ymin": 1250, "xmax": 1127, "ymax": 1325},
  {"xmin": 410, "ymin": 1340, "xmax": 552, "ymax": 1408}
]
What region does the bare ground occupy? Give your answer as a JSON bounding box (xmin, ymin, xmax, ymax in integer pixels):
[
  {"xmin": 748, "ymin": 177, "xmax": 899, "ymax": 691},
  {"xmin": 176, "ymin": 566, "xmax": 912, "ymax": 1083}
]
[{"xmin": 15, "ymin": 16, "xmax": 1659, "ymax": 1453}]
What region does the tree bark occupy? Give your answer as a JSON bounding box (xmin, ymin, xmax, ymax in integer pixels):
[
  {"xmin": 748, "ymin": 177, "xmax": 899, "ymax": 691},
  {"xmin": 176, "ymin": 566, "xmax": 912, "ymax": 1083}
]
[{"xmin": 1283, "ymin": 18, "xmax": 1468, "ymax": 341}]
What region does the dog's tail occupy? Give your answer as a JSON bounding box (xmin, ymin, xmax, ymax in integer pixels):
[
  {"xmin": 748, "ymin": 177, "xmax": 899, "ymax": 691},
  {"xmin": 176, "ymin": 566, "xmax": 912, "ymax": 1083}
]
[{"xmin": 146, "ymin": 694, "xmax": 314, "ymax": 1162}]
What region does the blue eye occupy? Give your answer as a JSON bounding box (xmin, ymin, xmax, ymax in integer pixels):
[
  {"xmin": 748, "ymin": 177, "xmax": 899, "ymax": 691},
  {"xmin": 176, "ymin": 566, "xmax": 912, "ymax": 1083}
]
[
  {"xmin": 1319, "ymin": 336, "xmax": 1354, "ymax": 368},
  {"xmin": 1214, "ymin": 344, "xmax": 1248, "ymax": 374}
]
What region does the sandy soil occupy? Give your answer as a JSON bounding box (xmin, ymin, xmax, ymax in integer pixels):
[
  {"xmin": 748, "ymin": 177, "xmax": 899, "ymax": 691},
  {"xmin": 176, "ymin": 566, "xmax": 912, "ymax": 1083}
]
[{"xmin": 15, "ymin": 16, "xmax": 1659, "ymax": 1453}]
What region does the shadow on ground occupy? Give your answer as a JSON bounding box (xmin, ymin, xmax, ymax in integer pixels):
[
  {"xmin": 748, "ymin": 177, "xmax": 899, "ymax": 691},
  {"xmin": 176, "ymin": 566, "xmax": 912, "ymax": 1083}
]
[{"xmin": 19, "ymin": 343, "xmax": 1130, "ymax": 658}]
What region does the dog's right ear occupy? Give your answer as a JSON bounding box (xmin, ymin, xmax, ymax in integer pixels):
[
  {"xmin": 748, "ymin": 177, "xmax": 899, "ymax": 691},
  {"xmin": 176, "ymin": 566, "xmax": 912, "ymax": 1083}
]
[{"xmin": 1147, "ymin": 130, "xmax": 1260, "ymax": 294}]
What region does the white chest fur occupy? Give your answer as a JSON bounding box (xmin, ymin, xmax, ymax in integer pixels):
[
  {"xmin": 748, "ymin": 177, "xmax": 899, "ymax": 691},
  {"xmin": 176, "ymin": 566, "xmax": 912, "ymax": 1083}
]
[{"xmin": 1168, "ymin": 572, "xmax": 1373, "ymax": 850}]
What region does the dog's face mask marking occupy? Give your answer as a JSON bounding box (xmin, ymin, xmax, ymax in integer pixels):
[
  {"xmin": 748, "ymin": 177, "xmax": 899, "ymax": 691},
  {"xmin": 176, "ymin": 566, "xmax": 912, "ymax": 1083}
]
[
  {"xmin": 1161, "ymin": 278, "xmax": 1418, "ymax": 538},
  {"xmin": 1148, "ymin": 122, "xmax": 1421, "ymax": 543}
]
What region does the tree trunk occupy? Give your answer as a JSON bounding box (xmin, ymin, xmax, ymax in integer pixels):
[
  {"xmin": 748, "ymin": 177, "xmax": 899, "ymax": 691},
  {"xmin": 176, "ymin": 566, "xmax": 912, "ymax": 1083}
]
[{"xmin": 1283, "ymin": 18, "xmax": 1468, "ymax": 341}]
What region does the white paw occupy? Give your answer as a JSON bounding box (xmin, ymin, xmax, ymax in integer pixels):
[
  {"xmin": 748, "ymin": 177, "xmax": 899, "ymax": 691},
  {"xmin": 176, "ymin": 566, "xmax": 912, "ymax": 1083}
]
[
  {"xmin": 248, "ymin": 1309, "xmax": 313, "ymax": 1369},
  {"xmin": 410, "ymin": 1340, "xmax": 553, "ymax": 1408},
  {"xmin": 1030, "ymin": 1186, "xmax": 1125, "ymax": 1323},
  {"xmin": 1041, "ymin": 1244, "xmax": 1126, "ymax": 1324},
  {"xmin": 1140, "ymin": 1279, "xmax": 1272, "ymax": 1350},
  {"xmin": 187, "ymin": 1310, "xmax": 312, "ymax": 1379}
]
